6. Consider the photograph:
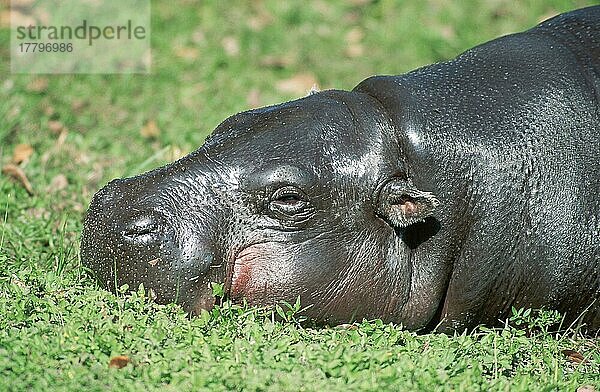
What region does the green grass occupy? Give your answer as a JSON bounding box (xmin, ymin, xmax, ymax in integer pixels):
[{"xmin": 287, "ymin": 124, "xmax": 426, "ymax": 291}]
[{"xmin": 1, "ymin": 0, "xmax": 598, "ymax": 390}]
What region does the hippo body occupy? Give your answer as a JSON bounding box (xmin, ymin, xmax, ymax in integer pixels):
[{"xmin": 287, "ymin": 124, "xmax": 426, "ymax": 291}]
[{"xmin": 82, "ymin": 7, "xmax": 599, "ymax": 332}]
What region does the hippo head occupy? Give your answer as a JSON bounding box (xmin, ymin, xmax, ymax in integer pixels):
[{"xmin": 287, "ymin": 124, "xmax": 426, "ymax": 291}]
[{"xmin": 81, "ymin": 89, "xmax": 442, "ymax": 328}]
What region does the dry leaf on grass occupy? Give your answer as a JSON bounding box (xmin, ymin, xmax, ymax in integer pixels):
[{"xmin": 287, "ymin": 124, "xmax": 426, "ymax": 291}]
[
  {"xmin": 345, "ymin": 27, "xmax": 365, "ymax": 58},
  {"xmin": 577, "ymin": 385, "xmax": 596, "ymax": 392},
  {"xmin": 438, "ymin": 25, "xmax": 456, "ymax": 40},
  {"xmin": 174, "ymin": 46, "xmax": 199, "ymax": 60},
  {"xmin": 2, "ymin": 164, "xmax": 34, "ymax": 195},
  {"xmin": 221, "ymin": 36, "xmax": 240, "ymax": 57},
  {"xmin": 48, "ymin": 174, "xmax": 68, "ymax": 193},
  {"xmin": 26, "ymin": 77, "xmax": 48, "ymax": 93},
  {"xmin": 71, "ymin": 99, "xmax": 89, "ymax": 112},
  {"xmin": 108, "ymin": 355, "xmax": 130, "ymax": 369},
  {"xmin": 191, "ymin": 28, "xmax": 205, "ymax": 44},
  {"xmin": 346, "ymin": 27, "xmax": 364, "ymax": 44},
  {"xmin": 562, "ymin": 349, "xmax": 585, "ymax": 364},
  {"xmin": 247, "ymin": 10, "xmax": 273, "ymax": 31},
  {"xmin": 12, "ymin": 144, "xmax": 34, "ymax": 164},
  {"xmin": 246, "ymin": 88, "xmax": 261, "ymax": 108},
  {"xmin": 345, "ymin": 43, "xmax": 364, "ymax": 58},
  {"xmin": 260, "ymin": 55, "xmax": 295, "ymax": 69},
  {"xmin": 48, "ymin": 120, "xmax": 64, "ymax": 135},
  {"xmin": 140, "ymin": 120, "xmax": 160, "ymax": 139},
  {"xmin": 276, "ymin": 73, "xmax": 319, "ymax": 95},
  {"xmin": 43, "ymin": 105, "xmax": 55, "ymax": 117},
  {"xmin": 40, "ymin": 129, "xmax": 68, "ymax": 166}
]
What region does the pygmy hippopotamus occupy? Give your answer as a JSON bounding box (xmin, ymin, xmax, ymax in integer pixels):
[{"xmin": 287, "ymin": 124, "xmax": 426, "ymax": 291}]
[{"xmin": 81, "ymin": 6, "xmax": 599, "ymax": 332}]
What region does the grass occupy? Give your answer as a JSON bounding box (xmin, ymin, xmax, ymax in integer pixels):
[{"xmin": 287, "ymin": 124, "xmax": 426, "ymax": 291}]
[{"xmin": 0, "ymin": 0, "xmax": 598, "ymax": 390}]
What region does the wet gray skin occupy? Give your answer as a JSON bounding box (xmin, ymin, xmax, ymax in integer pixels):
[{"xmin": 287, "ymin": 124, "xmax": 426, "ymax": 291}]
[{"xmin": 81, "ymin": 7, "xmax": 599, "ymax": 332}]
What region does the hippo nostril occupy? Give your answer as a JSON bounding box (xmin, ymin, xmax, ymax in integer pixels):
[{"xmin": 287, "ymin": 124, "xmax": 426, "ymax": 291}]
[{"xmin": 122, "ymin": 215, "xmax": 160, "ymax": 239}]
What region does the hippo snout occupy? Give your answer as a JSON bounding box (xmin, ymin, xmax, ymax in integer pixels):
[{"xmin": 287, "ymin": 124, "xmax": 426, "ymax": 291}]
[
  {"xmin": 119, "ymin": 211, "xmax": 166, "ymax": 248},
  {"xmin": 81, "ymin": 177, "xmax": 222, "ymax": 314}
]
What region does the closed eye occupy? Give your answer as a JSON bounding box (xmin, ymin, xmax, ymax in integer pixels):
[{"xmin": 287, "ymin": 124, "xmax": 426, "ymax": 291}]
[
  {"xmin": 269, "ymin": 186, "xmax": 310, "ymax": 216},
  {"xmin": 273, "ymin": 194, "xmax": 303, "ymax": 205}
]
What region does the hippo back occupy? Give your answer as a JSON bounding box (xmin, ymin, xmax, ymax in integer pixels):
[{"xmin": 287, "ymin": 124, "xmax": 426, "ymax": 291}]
[{"xmin": 355, "ymin": 6, "xmax": 599, "ymax": 330}]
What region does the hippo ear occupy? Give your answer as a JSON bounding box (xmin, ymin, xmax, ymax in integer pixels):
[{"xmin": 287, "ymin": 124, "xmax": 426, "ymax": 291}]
[{"xmin": 376, "ymin": 179, "xmax": 440, "ymax": 228}]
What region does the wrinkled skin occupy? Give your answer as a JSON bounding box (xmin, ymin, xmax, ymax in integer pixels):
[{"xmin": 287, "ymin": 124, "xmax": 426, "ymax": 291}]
[{"xmin": 81, "ymin": 7, "xmax": 599, "ymax": 332}]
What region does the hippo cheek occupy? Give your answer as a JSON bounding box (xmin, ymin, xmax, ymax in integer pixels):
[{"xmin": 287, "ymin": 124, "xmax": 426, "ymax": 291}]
[
  {"xmin": 229, "ymin": 243, "xmax": 298, "ymax": 303},
  {"xmin": 229, "ymin": 243, "xmax": 272, "ymax": 301}
]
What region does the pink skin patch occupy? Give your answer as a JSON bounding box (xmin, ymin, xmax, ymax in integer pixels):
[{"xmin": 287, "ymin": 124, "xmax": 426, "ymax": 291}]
[
  {"xmin": 399, "ymin": 200, "xmax": 416, "ymax": 216},
  {"xmin": 231, "ymin": 244, "xmax": 268, "ymax": 298}
]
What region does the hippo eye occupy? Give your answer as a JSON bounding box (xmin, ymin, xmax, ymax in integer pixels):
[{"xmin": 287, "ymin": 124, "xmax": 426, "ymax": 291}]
[
  {"xmin": 269, "ymin": 186, "xmax": 309, "ymax": 215},
  {"xmin": 275, "ymin": 193, "xmax": 302, "ymax": 205}
]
